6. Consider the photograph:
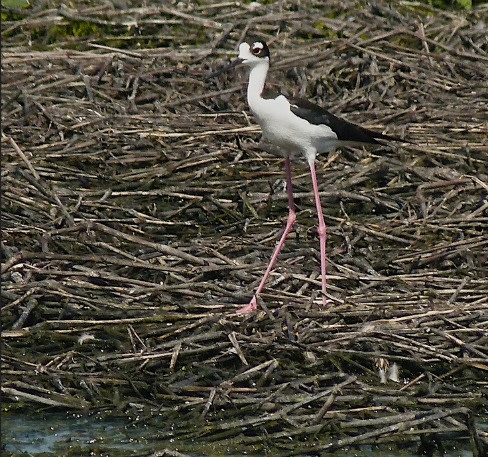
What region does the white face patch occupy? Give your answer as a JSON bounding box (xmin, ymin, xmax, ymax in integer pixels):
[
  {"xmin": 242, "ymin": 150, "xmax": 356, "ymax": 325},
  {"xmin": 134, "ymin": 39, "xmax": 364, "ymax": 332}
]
[{"xmin": 238, "ymin": 42, "xmax": 252, "ymax": 60}]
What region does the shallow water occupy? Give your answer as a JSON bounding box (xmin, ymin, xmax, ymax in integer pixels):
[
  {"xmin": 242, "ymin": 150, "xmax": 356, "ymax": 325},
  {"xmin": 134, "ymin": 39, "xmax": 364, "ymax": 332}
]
[
  {"xmin": 3, "ymin": 412, "xmax": 150, "ymax": 456},
  {"xmin": 2, "ymin": 411, "xmax": 477, "ymax": 456}
]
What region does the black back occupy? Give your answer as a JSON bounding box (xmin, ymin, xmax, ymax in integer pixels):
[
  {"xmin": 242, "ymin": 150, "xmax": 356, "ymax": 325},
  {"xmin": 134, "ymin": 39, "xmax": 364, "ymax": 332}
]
[{"xmin": 289, "ymin": 97, "xmax": 405, "ymax": 144}]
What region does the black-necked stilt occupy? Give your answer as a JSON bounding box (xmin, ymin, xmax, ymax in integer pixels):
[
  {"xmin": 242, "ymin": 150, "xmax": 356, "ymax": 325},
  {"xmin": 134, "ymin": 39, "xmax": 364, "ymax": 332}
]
[{"xmin": 211, "ymin": 41, "xmax": 409, "ymax": 314}]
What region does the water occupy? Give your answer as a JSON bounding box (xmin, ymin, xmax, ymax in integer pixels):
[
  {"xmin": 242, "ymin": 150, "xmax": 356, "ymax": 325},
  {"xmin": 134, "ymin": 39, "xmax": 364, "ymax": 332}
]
[
  {"xmin": 1, "ymin": 411, "xmax": 477, "ymax": 456},
  {"xmin": 2, "ymin": 412, "xmax": 151, "ymax": 456}
]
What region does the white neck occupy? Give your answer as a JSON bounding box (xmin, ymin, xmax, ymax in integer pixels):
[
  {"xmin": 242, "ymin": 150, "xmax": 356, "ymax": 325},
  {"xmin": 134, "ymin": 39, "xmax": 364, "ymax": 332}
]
[{"xmin": 246, "ymin": 60, "xmax": 269, "ymax": 110}]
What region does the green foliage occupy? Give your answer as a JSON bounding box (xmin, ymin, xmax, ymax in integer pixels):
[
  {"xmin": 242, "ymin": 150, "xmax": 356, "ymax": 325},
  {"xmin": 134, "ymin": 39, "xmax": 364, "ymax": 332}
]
[
  {"xmin": 45, "ymin": 21, "xmax": 101, "ymax": 41},
  {"xmin": 314, "ymin": 22, "xmax": 340, "ymax": 39},
  {"xmin": 456, "ymin": 0, "xmax": 472, "ymax": 9},
  {"xmin": 2, "ymin": 0, "xmax": 29, "ymax": 8},
  {"xmin": 1, "ymin": 0, "xmax": 29, "ymax": 22},
  {"xmin": 427, "ymin": 0, "xmax": 472, "ymax": 10}
]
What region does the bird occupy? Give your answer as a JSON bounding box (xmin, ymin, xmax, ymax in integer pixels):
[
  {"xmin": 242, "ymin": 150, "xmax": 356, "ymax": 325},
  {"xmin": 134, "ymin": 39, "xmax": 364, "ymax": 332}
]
[{"xmin": 211, "ymin": 40, "xmax": 409, "ymax": 314}]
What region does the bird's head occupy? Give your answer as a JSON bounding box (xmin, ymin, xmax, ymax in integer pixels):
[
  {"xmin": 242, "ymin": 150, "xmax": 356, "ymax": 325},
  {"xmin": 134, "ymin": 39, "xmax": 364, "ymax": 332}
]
[
  {"xmin": 207, "ymin": 40, "xmax": 270, "ymax": 80},
  {"xmin": 238, "ymin": 41, "xmax": 270, "ymax": 66}
]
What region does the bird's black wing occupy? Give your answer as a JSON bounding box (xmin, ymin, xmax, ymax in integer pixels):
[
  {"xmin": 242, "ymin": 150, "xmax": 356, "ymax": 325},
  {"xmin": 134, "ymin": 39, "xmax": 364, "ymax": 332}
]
[{"xmin": 289, "ymin": 97, "xmax": 408, "ymax": 144}]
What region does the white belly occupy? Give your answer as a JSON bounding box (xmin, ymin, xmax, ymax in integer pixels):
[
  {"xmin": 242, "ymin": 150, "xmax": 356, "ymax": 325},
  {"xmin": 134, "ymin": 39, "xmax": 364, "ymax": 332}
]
[{"xmin": 249, "ymin": 95, "xmax": 339, "ymax": 160}]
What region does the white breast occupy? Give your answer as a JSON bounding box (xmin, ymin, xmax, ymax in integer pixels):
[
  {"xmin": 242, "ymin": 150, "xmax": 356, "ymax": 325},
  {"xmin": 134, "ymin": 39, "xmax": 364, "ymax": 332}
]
[{"xmin": 248, "ymin": 95, "xmax": 339, "ymax": 161}]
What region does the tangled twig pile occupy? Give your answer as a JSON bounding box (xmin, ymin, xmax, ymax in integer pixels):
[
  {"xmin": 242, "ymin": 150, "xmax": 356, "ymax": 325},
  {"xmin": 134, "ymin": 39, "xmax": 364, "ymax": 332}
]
[{"xmin": 2, "ymin": 0, "xmax": 487, "ymax": 454}]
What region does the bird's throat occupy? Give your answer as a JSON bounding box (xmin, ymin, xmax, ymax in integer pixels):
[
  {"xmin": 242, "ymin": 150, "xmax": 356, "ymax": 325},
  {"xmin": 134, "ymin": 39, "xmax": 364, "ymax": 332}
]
[{"xmin": 247, "ymin": 62, "xmax": 269, "ymax": 109}]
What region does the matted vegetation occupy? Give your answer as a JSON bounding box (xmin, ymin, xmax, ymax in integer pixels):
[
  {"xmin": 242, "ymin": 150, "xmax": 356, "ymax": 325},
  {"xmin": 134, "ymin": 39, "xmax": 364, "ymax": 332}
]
[{"xmin": 2, "ymin": 1, "xmax": 488, "ymax": 455}]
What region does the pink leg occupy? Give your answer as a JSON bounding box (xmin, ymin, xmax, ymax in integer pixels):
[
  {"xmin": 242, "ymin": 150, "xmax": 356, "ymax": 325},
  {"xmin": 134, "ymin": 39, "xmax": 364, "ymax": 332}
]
[
  {"xmin": 238, "ymin": 156, "xmax": 296, "ymax": 314},
  {"xmin": 308, "ymin": 159, "xmax": 328, "ymax": 306}
]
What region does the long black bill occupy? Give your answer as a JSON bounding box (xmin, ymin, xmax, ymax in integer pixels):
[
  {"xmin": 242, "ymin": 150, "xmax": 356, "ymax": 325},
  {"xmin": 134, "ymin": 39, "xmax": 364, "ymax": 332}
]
[{"xmin": 206, "ymin": 58, "xmax": 243, "ymax": 80}]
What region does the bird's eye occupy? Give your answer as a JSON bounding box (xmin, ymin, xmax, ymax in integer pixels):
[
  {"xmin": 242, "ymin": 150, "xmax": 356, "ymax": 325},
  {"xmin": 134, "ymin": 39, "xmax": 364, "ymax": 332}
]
[{"xmin": 252, "ymin": 46, "xmax": 261, "ymax": 55}]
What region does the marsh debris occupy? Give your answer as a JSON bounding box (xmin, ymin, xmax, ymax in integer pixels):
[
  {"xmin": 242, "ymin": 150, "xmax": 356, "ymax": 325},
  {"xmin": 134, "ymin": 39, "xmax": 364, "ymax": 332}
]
[{"xmin": 2, "ymin": 0, "xmax": 488, "ymax": 454}]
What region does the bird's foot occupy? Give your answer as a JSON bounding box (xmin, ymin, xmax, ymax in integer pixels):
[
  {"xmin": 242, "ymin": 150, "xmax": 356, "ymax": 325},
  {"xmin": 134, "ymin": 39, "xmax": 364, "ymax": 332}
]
[{"xmin": 237, "ymin": 296, "xmax": 258, "ymax": 314}]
